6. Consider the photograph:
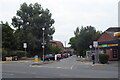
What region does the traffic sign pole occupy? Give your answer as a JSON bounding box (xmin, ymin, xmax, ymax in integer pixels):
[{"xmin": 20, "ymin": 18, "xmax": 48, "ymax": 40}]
[
  {"xmin": 23, "ymin": 43, "xmax": 27, "ymax": 57},
  {"xmin": 93, "ymin": 41, "xmax": 99, "ymax": 63}
]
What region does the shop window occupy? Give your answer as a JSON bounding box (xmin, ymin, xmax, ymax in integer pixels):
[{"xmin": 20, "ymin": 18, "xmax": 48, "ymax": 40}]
[{"xmin": 112, "ymin": 49, "xmax": 118, "ymax": 58}]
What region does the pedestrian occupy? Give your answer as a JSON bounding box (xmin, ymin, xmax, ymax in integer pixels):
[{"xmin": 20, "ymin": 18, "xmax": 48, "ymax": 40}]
[{"xmin": 92, "ymin": 52, "xmax": 95, "ymax": 65}]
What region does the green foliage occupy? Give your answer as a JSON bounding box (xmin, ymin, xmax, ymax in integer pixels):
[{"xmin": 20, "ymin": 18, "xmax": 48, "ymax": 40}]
[
  {"xmin": 68, "ymin": 37, "xmax": 77, "ymax": 50},
  {"xmin": 2, "ymin": 49, "xmax": 8, "ymax": 57},
  {"xmin": 99, "ymin": 54, "xmax": 109, "ymax": 64},
  {"xmin": 69, "ymin": 26, "xmax": 101, "ymax": 55},
  {"xmin": 50, "ymin": 46, "xmax": 61, "ymax": 54},
  {"xmin": 15, "ymin": 50, "xmax": 25, "ymax": 58},
  {"xmin": 2, "ymin": 22, "xmax": 16, "ymax": 50},
  {"xmin": 2, "ymin": 49, "xmax": 25, "ymax": 58}
]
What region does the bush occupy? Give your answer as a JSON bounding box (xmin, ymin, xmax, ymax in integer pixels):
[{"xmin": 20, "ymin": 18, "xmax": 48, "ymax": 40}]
[
  {"xmin": 2, "ymin": 49, "xmax": 8, "ymax": 61},
  {"xmin": 15, "ymin": 50, "xmax": 25, "ymax": 58},
  {"xmin": 1, "ymin": 49, "xmax": 27, "ymax": 61},
  {"xmin": 99, "ymin": 54, "xmax": 109, "ymax": 64},
  {"xmin": 2, "ymin": 49, "xmax": 8, "ymax": 57}
]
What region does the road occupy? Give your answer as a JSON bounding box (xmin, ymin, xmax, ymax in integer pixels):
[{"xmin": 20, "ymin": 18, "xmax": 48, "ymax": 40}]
[{"xmin": 2, "ymin": 55, "xmax": 118, "ymax": 78}]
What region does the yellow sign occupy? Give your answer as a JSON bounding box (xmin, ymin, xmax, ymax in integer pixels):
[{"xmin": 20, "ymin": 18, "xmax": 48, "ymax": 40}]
[
  {"xmin": 108, "ymin": 44, "xmax": 118, "ymax": 47},
  {"xmin": 114, "ymin": 32, "xmax": 120, "ymax": 37}
]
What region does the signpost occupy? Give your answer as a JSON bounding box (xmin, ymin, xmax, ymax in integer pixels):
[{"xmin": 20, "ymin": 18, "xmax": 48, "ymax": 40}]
[
  {"xmin": 93, "ymin": 41, "xmax": 99, "ymax": 62},
  {"xmin": 42, "ymin": 27, "xmax": 45, "ymax": 61},
  {"xmin": 23, "ymin": 43, "xmax": 27, "ymax": 57},
  {"xmin": 93, "ymin": 41, "xmax": 98, "ymax": 48}
]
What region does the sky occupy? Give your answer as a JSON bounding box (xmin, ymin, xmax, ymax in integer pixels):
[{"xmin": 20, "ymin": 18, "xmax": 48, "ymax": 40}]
[{"xmin": 0, "ymin": 0, "xmax": 119, "ymax": 47}]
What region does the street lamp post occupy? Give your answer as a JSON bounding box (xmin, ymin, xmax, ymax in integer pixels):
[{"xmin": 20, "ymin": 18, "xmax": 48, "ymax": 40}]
[
  {"xmin": 42, "ymin": 28, "xmax": 45, "ymax": 61},
  {"xmin": 89, "ymin": 45, "xmax": 92, "ymax": 53}
]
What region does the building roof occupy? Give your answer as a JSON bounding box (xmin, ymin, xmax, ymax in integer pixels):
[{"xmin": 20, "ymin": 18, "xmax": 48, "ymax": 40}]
[
  {"xmin": 49, "ymin": 40, "xmax": 64, "ymax": 49},
  {"xmin": 106, "ymin": 27, "xmax": 120, "ymax": 32},
  {"xmin": 97, "ymin": 27, "xmax": 120, "ymax": 42},
  {"xmin": 105, "ymin": 27, "xmax": 120, "ymax": 39}
]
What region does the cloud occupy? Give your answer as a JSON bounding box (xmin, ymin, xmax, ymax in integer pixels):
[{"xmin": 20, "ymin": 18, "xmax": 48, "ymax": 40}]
[{"xmin": 0, "ymin": 0, "xmax": 119, "ymax": 47}]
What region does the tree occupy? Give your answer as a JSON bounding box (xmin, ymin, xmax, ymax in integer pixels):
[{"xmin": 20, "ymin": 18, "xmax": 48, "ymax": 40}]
[
  {"xmin": 11, "ymin": 2, "xmax": 55, "ymax": 56},
  {"xmin": 2, "ymin": 22, "xmax": 16, "ymax": 50},
  {"xmin": 50, "ymin": 46, "xmax": 61, "ymax": 54},
  {"xmin": 68, "ymin": 37, "xmax": 77, "ymax": 51},
  {"xmin": 69, "ymin": 26, "xmax": 101, "ymax": 56}
]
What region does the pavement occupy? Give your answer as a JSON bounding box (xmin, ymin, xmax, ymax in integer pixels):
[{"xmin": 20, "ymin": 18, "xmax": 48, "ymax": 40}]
[
  {"xmin": 0, "ymin": 59, "xmax": 34, "ymax": 64},
  {"xmin": 0, "ymin": 56, "xmax": 118, "ymax": 66}
]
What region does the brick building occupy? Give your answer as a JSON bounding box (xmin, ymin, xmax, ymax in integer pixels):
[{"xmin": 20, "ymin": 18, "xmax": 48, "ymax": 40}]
[
  {"xmin": 49, "ymin": 40, "xmax": 64, "ymax": 52},
  {"xmin": 64, "ymin": 47, "xmax": 74, "ymax": 54},
  {"xmin": 49, "ymin": 41, "xmax": 74, "ymax": 54},
  {"xmin": 97, "ymin": 27, "xmax": 120, "ymax": 61}
]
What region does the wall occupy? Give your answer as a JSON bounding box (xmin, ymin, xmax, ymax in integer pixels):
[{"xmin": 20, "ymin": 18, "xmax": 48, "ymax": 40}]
[{"xmin": 106, "ymin": 49, "xmax": 118, "ymax": 61}]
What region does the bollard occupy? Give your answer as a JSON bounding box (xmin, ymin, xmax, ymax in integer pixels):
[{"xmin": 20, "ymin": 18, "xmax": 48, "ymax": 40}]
[
  {"xmin": 34, "ymin": 55, "xmax": 38, "ymax": 63},
  {"xmin": 55, "ymin": 54, "xmax": 57, "ymax": 61}
]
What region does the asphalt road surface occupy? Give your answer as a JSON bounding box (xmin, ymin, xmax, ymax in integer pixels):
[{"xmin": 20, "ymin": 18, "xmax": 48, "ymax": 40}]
[{"xmin": 2, "ymin": 55, "xmax": 118, "ymax": 78}]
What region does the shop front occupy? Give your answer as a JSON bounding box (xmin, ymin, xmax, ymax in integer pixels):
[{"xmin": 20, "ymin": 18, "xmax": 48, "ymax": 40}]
[{"xmin": 98, "ymin": 40, "xmax": 119, "ymax": 61}]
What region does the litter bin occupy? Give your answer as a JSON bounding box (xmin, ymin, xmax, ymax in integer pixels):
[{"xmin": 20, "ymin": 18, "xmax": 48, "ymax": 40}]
[
  {"xmin": 34, "ymin": 55, "xmax": 38, "ymax": 63},
  {"xmin": 13, "ymin": 56, "xmax": 18, "ymax": 61}
]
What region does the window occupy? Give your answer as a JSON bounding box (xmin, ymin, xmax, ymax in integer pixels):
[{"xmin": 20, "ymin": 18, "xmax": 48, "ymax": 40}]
[{"xmin": 112, "ymin": 49, "xmax": 118, "ymax": 58}]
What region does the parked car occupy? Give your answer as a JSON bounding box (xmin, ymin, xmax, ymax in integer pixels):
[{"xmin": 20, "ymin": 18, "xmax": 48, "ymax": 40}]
[
  {"xmin": 2, "ymin": 56, "xmax": 10, "ymax": 61},
  {"xmin": 61, "ymin": 53, "xmax": 68, "ymax": 58},
  {"xmin": 56, "ymin": 54, "xmax": 62, "ymax": 60},
  {"xmin": 41, "ymin": 54, "xmax": 55, "ymax": 61},
  {"xmin": 12, "ymin": 56, "xmax": 18, "ymax": 61},
  {"xmin": 48, "ymin": 54, "xmax": 55, "ymax": 60},
  {"xmin": 41, "ymin": 54, "xmax": 49, "ymax": 61},
  {"xmin": 2, "ymin": 56, "xmax": 6, "ymax": 61}
]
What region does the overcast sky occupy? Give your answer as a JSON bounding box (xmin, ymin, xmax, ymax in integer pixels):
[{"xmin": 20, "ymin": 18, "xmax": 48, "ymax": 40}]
[{"xmin": 0, "ymin": 0, "xmax": 119, "ymax": 47}]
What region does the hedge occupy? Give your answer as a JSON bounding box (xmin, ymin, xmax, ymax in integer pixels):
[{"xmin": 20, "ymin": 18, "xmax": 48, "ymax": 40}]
[
  {"xmin": 99, "ymin": 54, "xmax": 109, "ymax": 64},
  {"xmin": 2, "ymin": 49, "xmax": 25, "ymax": 58}
]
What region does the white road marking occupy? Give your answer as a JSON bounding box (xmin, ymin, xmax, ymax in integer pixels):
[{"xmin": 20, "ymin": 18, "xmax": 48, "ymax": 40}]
[
  {"xmin": 2, "ymin": 73, "xmax": 14, "ymax": 76},
  {"xmin": 56, "ymin": 67, "xmax": 62, "ymax": 68},
  {"xmin": 70, "ymin": 60, "xmax": 77, "ymax": 69},
  {"xmin": 30, "ymin": 65, "xmax": 69, "ymax": 69}
]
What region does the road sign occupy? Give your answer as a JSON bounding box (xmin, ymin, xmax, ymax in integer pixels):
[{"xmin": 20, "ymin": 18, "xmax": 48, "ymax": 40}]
[
  {"xmin": 89, "ymin": 45, "xmax": 92, "ymax": 48},
  {"xmin": 93, "ymin": 41, "xmax": 98, "ymax": 48},
  {"xmin": 23, "ymin": 43, "xmax": 27, "ymax": 48},
  {"xmin": 41, "ymin": 42, "xmax": 46, "ymax": 45},
  {"xmin": 42, "ymin": 45, "xmax": 45, "ymax": 48}
]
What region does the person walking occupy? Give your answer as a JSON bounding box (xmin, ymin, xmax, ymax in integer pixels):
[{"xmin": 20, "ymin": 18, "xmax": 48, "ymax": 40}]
[{"xmin": 92, "ymin": 52, "xmax": 95, "ymax": 65}]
